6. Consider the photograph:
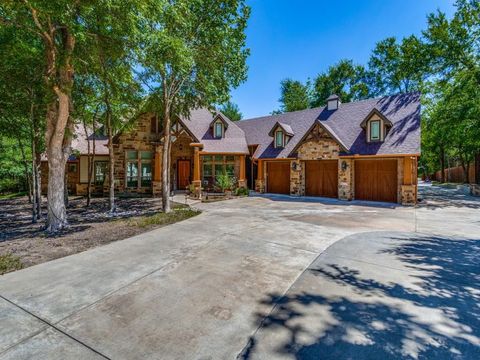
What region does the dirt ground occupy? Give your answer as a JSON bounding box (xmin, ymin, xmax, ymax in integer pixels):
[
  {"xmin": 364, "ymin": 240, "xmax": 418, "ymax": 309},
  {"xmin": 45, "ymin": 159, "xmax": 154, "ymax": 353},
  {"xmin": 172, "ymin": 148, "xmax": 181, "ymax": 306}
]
[{"xmin": 0, "ymin": 196, "xmax": 199, "ymax": 272}]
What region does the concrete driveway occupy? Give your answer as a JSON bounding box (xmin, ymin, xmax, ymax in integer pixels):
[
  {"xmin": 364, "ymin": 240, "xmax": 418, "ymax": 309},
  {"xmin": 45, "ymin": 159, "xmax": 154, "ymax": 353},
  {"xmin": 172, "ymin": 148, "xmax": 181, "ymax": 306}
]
[{"xmin": 1, "ymin": 184, "xmax": 479, "ymax": 359}]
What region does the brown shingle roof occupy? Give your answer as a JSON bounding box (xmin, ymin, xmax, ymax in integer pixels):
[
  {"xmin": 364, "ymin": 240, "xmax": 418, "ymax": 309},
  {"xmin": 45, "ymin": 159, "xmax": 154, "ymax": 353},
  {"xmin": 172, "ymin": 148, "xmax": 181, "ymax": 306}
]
[
  {"xmin": 179, "ymin": 108, "xmax": 249, "ymax": 154},
  {"xmin": 237, "ymin": 92, "xmax": 421, "ymax": 158}
]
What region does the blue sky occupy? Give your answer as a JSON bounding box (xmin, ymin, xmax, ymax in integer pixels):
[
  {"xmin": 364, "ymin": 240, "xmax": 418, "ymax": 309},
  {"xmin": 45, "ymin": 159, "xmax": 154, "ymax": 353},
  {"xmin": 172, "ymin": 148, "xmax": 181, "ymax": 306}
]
[{"xmin": 232, "ymin": 0, "xmax": 455, "ymax": 119}]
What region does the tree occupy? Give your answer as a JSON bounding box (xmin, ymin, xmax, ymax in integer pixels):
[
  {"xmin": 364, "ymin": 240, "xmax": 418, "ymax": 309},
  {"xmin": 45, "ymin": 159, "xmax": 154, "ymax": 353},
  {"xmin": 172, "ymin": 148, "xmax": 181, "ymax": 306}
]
[
  {"xmin": 278, "ymin": 79, "xmax": 311, "ymax": 113},
  {"xmin": 219, "ymin": 101, "xmax": 243, "ymax": 121},
  {"xmin": 140, "ymin": 0, "xmax": 250, "ymax": 213},
  {"xmin": 311, "ymin": 59, "xmax": 370, "ymax": 107},
  {"xmin": 1, "ymin": 0, "xmax": 149, "ymax": 231},
  {"xmin": 0, "ymin": 22, "xmax": 45, "ymax": 221},
  {"xmin": 368, "ymin": 36, "xmax": 427, "ymax": 96}
]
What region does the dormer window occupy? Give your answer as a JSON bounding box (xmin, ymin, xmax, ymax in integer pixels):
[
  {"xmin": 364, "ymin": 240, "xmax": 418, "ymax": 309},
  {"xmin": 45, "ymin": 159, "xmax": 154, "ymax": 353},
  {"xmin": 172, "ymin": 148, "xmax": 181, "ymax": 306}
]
[
  {"xmin": 214, "ymin": 121, "xmax": 223, "ymax": 138},
  {"xmin": 210, "ymin": 114, "xmax": 229, "ymax": 139},
  {"xmin": 370, "ymin": 120, "xmax": 380, "ymax": 141},
  {"xmin": 360, "ymin": 108, "xmax": 392, "ymax": 144},
  {"xmin": 275, "ymin": 130, "xmax": 284, "ymax": 148}
]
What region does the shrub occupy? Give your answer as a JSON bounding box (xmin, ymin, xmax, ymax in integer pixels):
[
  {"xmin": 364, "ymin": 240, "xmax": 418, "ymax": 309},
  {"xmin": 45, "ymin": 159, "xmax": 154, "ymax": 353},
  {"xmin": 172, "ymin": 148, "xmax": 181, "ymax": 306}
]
[
  {"xmin": 235, "ymin": 187, "xmax": 249, "ymax": 196},
  {"xmin": 215, "ymin": 172, "xmax": 236, "ymax": 192}
]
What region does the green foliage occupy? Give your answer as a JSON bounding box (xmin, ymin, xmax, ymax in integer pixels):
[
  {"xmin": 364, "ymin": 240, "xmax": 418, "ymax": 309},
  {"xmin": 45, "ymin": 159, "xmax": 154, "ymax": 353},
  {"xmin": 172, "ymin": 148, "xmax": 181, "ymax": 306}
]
[
  {"xmin": 215, "ymin": 172, "xmax": 236, "ymax": 192},
  {"xmin": 0, "ymin": 254, "xmax": 23, "ymax": 275},
  {"xmin": 278, "ymin": 79, "xmax": 311, "ymax": 113},
  {"xmin": 235, "ymin": 187, "xmax": 249, "ymax": 196},
  {"xmin": 220, "ymin": 101, "xmax": 243, "ymax": 121},
  {"xmin": 311, "ymin": 59, "xmax": 370, "ymax": 107},
  {"xmin": 367, "ymin": 36, "xmax": 427, "ymax": 95}
]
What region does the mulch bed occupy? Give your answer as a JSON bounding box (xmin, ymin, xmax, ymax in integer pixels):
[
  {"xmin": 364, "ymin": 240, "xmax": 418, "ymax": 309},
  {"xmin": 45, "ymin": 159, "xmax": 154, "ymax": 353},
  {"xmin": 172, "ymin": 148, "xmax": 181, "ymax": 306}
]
[{"xmin": 0, "ymin": 195, "xmax": 199, "ymax": 273}]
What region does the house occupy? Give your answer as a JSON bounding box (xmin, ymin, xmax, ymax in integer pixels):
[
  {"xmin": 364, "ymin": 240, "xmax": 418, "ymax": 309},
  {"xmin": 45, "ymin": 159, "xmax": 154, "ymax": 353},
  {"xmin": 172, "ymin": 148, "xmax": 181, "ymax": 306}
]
[
  {"xmin": 238, "ymin": 92, "xmax": 420, "ymax": 204},
  {"xmin": 40, "ymin": 125, "xmax": 110, "ymax": 196},
  {"xmin": 41, "ymin": 92, "xmax": 421, "ymax": 204}
]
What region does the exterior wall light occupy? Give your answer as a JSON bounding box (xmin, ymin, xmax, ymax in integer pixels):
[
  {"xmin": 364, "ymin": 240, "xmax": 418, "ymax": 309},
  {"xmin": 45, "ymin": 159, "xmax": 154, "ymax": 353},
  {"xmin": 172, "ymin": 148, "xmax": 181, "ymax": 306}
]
[{"xmin": 341, "ymin": 161, "xmax": 349, "ymax": 171}]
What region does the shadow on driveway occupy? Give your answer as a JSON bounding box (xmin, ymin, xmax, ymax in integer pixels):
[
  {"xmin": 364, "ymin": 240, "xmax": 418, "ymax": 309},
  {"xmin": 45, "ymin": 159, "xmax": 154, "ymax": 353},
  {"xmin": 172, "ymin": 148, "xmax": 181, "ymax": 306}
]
[{"xmin": 239, "ymin": 234, "xmax": 480, "ymax": 359}]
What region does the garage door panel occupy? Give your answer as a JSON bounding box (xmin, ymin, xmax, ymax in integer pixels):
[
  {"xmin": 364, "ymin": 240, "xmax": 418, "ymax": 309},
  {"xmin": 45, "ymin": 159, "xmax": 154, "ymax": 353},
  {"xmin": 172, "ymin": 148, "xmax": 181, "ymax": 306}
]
[
  {"xmin": 267, "ymin": 162, "xmax": 290, "ymax": 194},
  {"xmin": 305, "ymin": 160, "xmax": 338, "ymax": 198},
  {"xmin": 355, "ymin": 159, "xmax": 397, "ymax": 203}
]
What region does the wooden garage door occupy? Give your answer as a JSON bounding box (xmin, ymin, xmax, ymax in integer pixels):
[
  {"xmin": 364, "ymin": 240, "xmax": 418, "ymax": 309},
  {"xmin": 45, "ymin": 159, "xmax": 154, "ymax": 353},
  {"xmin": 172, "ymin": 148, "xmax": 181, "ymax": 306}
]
[
  {"xmin": 267, "ymin": 162, "xmax": 290, "ymax": 194},
  {"xmin": 305, "ymin": 160, "xmax": 338, "ymax": 198},
  {"xmin": 355, "ymin": 159, "xmax": 397, "ymax": 203}
]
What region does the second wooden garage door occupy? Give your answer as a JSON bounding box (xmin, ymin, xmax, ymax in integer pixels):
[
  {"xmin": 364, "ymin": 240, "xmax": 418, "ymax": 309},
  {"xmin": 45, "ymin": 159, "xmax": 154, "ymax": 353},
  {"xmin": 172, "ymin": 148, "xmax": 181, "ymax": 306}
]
[
  {"xmin": 355, "ymin": 159, "xmax": 397, "ymax": 203},
  {"xmin": 267, "ymin": 162, "xmax": 290, "ymax": 194},
  {"xmin": 305, "ymin": 160, "xmax": 338, "ymax": 198}
]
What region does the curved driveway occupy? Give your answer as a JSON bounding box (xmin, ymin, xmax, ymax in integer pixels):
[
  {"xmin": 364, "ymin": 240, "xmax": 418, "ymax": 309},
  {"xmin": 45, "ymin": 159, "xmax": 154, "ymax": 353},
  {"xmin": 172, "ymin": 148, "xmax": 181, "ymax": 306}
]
[{"xmin": 1, "ymin": 185, "xmax": 479, "ymax": 359}]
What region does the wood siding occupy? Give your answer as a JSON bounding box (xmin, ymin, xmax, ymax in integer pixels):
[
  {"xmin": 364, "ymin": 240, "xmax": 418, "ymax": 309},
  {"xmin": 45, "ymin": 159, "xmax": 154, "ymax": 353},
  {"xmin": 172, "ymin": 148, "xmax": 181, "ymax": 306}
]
[
  {"xmin": 267, "ymin": 161, "xmax": 290, "ymax": 194},
  {"xmin": 355, "ymin": 159, "xmax": 397, "ymax": 203},
  {"xmin": 305, "ymin": 160, "xmax": 338, "ymax": 198}
]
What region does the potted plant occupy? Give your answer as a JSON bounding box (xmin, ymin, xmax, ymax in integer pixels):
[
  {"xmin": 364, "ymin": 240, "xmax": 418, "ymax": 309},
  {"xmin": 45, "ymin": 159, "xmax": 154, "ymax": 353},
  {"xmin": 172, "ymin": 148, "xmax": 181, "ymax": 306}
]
[{"xmin": 215, "ymin": 172, "xmax": 236, "ymax": 198}]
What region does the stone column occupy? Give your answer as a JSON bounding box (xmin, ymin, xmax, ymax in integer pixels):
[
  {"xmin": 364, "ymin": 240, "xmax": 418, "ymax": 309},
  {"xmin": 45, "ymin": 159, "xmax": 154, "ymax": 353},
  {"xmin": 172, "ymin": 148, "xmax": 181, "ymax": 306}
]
[
  {"xmin": 401, "ymin": 156, "xmax": 417, "ymax": 205},
  {"xmin": 255, "ymin": 159, "xmax": 265, "ymax": 193},
  {"xmin": 238, "ymin": 155, "xmax": 247, "ymax": 188},
  {"xmin": 338, "ymin": 159, "xmax": 354, "ymax": 201}
]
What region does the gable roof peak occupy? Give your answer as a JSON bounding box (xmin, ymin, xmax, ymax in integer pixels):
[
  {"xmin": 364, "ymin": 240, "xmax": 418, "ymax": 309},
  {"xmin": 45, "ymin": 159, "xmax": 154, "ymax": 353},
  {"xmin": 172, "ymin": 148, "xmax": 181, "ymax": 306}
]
[
  {"xmin": 360, "ymin": 107, "xmax": 393, "ymax": 128},
  {"xmin": 268, "ymin": 121, "xmax": 294, "ymax": 137}
]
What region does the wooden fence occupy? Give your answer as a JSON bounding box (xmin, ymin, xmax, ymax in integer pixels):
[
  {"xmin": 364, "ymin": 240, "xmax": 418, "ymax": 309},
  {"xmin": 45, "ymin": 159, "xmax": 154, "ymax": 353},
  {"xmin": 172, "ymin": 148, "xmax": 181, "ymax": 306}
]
[{"xmin": 432, "ymin": 164, "xmax": 476, "ymax": 183}]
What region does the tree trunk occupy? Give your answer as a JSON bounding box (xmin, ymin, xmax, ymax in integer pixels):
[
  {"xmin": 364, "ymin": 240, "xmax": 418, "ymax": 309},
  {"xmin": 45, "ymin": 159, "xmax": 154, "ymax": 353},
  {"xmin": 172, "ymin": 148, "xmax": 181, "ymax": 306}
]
[
  {"xmin": 42, "ymin": 26, "xmax": 75, "ymax": 233},
  {"xmin": 106, "ymin": 111, "xmax": 115, "ymax": 213},
  {"xmin": 162, "ymin": 106, "xmax": 172, "ymax": 213},
  {"xmin": 82, "ymin": 118, "xmax": 95, "ymax": 207},
  {"xmin": 31, "ymin": 133, "xmax": 38, "ymax": 223},
  {"xmin": 35, "ymin": 152, "xmax": 42, "ymax": 219},
  {"xmin": 18, "ymin": 137, "xmax": 32, "ymax": 203},
  {"xmin": 440, "ymin": 147, "xmax": 446, "ymax": 183}
]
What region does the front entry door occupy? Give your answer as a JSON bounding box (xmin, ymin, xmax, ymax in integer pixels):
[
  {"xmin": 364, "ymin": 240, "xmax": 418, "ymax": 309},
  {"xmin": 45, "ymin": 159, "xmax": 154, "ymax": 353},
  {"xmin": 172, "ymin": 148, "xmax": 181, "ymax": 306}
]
[{"xmin": 177, "ymin": 160, "xmax": 191, "ymax": 190}]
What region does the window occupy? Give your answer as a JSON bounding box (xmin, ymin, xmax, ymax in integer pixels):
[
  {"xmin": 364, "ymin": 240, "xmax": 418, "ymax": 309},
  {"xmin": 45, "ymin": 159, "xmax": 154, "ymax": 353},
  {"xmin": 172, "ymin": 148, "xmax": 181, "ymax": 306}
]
[
  {"xmin": 125, "ymin": 150, "xmax": 153, "ymax": 188},
  {"xmin": 275, "ymin": 130, "xmax": 284, "ymax": 148},
  {"xmin": 201, "ymin": 155, "xmax": 238, "ymax": 188},
  {"xmin": 214, "ymin": 121, "xmax": 223, "ymax": 138},
  {"xmin": 94, "ymin": 161, "xmax": 108, "ymax": 185},
  {"xmin": 370, "ymin": 120, "xmax": 381, "ymax": 141}
]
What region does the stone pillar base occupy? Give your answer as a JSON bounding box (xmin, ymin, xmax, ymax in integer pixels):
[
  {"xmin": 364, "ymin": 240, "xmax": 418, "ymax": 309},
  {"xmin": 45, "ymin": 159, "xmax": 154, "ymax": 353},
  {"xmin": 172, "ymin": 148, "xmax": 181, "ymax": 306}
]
[
  {"xmin": 401, "ymin": 185, "xmax": 417, "ymax": 205},
  {"xmin": 192, "ymin": 180, "xmax": 202, "ymax": 199},
  {"xmin": 255, "ymin": 179, "xmax": 265, "ymax": 193},
  {"xmin": 238, "ymin": 179, "xmax": 247, "ymax": 189},
  {"xmin": 470, "ymin": 184, "xmax": 480, "ymax": 196}
]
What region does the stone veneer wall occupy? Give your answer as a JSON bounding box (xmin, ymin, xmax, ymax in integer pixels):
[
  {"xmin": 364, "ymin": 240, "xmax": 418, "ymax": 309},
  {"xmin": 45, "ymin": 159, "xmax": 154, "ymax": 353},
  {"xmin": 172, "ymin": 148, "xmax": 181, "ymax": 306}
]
[
  {"xmin": 113, "ymin": 113, "xmax": 159, "ymax": 195},
  {"xmin": 338, "ymin": 159, "xmax": 354, "ymax": 200},
  {"xmin": 290, "ymin": 124, "xmax": 340, "ymax": 196}
]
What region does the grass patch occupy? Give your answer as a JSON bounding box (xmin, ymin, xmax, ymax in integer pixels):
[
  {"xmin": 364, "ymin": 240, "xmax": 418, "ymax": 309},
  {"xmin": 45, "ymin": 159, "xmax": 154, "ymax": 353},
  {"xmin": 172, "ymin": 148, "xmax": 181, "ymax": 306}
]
[
  {"xmin": 127, "ymin": 206, "xmax": 200, "ymax": 228},
  {"xmin": 0, "ymin": 191, "xmax": 27, "ymax": 200},
  {"xmin": 0, "ymin": 254, "xmax": 23, "ymax": 275}
]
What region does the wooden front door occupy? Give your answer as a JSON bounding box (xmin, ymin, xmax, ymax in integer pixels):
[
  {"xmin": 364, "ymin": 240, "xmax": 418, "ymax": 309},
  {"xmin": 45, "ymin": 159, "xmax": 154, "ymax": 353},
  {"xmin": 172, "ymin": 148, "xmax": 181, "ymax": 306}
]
[
  {"xmin": 177, "ymin": 160, "xmax": 191, "ymax": 190},
  {"xmin": 267, "ymin": 161, "xmax": 290, "ymax": 194},
  {"xmin": 305, "ymin": 160, "xmax": 338, "ymax": 198},
  {"xmin": 355, "ymin": 159, "xmax": 397, "ymax": 203}
]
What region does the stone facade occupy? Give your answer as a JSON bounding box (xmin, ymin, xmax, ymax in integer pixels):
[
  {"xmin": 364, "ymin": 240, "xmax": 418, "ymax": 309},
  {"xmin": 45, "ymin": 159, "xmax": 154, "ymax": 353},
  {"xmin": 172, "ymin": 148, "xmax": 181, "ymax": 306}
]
[
  {"xmin": 290, "ymin": 124, "xmax": 341, "ymax": 196},
  {"xmin": 338, "ymin": 159, "xmax": 354, "ymax": 201},
  {"xmin": 113, "ymin": 113, "xmax": 159, "ymax": 195},
  {"xmin": 255, "ymin": 179, "xmax": 265, "ymax": 193},
  {"xmin": 401, "ymin": 185, "xmax": 417, "ymax": 205}
]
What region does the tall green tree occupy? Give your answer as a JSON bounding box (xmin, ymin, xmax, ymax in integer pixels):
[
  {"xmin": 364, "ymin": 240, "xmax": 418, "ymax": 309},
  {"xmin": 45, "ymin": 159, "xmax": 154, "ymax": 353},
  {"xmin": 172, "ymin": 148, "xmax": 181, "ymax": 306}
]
[
  {"xmin": 1, "ymin": 0, "xmax": 149, "ymax": 231},
  {"xmin": 220, "ymin": 101, "xmax": 243, "ymax": 121},
  {"xmin": 141, "ymin": 0, "xmax": 250, "ymax": 213},
  {"xmin": 367, "ymin": 36, "xmax": 427, "ymax": 96},
  {"xmin": 311, "ymin": 59, "xmax": 370, "ymax": 107},
  {"xmin": 278, "ymin": 79, "xmax": 311, "ymax": 113}
]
